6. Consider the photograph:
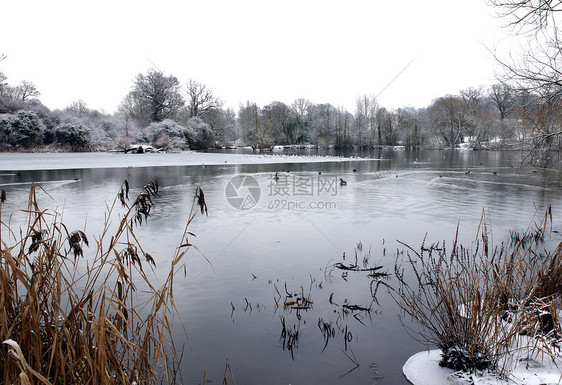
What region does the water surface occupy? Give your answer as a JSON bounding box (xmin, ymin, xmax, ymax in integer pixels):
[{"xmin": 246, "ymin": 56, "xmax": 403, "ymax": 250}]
[{"xmin": 0, "ymin": 149, "xmax": 560, "ymax": 384}]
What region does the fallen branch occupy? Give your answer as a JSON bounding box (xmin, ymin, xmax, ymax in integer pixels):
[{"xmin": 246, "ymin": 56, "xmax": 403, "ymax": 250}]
[{"xmin": 334, "ymin": 262, "xmax": 383, "ymax": 272}]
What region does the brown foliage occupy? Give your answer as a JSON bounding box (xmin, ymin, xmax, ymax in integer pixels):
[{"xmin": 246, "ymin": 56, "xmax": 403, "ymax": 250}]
[
  {"xmin": 0, "ymin": 180, "xmax": 205, "ymax": 384},
  {"xmin": 377, "ymin": 207, "xmax": 561, "ymax": 373}
]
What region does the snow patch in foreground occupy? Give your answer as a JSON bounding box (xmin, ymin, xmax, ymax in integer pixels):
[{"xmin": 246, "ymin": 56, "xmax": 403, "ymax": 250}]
[{"xmin": 404, "ymin": 349, "xmax": 562, "ymax": 385}]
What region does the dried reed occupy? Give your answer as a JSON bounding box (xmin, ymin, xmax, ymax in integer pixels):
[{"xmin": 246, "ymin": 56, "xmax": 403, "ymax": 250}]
[
  {"xmin": 0, "ymin": 179, "xmax": 208, "ymax": 384},
  {"xmin": 375, "ymin": 207, "xmax": 562, "ymax": 374}
]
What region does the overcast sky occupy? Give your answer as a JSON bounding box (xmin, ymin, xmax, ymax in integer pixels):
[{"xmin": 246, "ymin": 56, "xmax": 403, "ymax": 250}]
[{"xmin": 1, "ymin": 0, "xmax": 511, "ymax": 114}]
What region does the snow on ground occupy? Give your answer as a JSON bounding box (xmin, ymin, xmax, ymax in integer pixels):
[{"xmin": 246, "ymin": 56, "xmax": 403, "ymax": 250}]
[
  {"xmin": 404, "ymin": 349, "xmax": 562, "ymax": 385},
  {"xmin": 0, "ymin": 151, "xmax": 370, "ymax": 171}
]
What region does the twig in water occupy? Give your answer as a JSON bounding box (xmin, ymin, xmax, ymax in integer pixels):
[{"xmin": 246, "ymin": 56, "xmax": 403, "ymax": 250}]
[
  {"xmin": 340, "ymin": 346, "xmax": 360, "ymax": 377},
  {"xmin": 221, "ymin": 359, "xmax": 236, "ymax": 385}
]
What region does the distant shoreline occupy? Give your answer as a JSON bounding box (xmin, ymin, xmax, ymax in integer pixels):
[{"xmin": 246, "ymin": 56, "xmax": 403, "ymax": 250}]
[{"xmin": 0, "ymin": 151, "xmax": 369, "ymax": 171}]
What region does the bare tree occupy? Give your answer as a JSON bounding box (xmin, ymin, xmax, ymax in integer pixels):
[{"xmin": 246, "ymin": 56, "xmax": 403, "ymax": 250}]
[
  {"xmin": 461, "ymin": 86, "xmax": 484, "ymax": 113},
  {"xmin": 376, "ymin": 107, "xmax": 397, "ymax": 146},
  {"xmin": 354, "ymin": 94, "xmax": 378, "ymax": 147},
  {"xmin": 206, "ymin": 107, "xmax": 237, "ymax": 146},
  {"xmin": 238, "ymin": 101, "xmax": 271, "ymax": 148},
  {"xmin": 290, "ymin": 98, "xmax": 311, "ymax": 143},
  {"xmin": 490, "ymin": 0, "xmax": 562, "ymax": 102},
  {"xmin": 308, "ymin": 103, "xmax": 336, "ymax": 147},
  {"xmin": 262, "ymin": 101, "xmax": 296, "ymax": 144},
  {"xmin": 334, "ymin": 106, "xmax": 353, "ymax": 148},
  {"xmin": 394, "ymin": 107, "xmax": 426, "ymax": 148},
  {"xmin": 489, "ymin": 83, "xmax": 516, "ymax": 120},
  {"xmin": 65, "ymin": 99, "xmax": 90, "ymax": 115},
  {"xmin": 185, "ymin": 79, "xmax": 222, "ymax": 118},
  {"xmin": 489, "ymin": 0, "xmax": 562, "ymax": 33},
  {"xmin": 17, "ymin": 81, "xmax": 40, "ymax": 102},
  {"xmin": 0, "ymin": 53, "xmax": 7, "ymax": 94},
  {"xmin": 0, "ymin": 53, "xmax": 6, "ymax": 93},
  {"xmin": 427, "ymin": 96, "xmax": 472, "ymax": 147},
  {"xmin": 119, "ymin": 69, "xmax": 184, "ymax": 126},
  {"xmin": 489, "ymin": 0, "xmax": 562, "ymax": 168},
  {"xmin": 0, "ymin": 72, "xmax": 7, "ymax": 98}
]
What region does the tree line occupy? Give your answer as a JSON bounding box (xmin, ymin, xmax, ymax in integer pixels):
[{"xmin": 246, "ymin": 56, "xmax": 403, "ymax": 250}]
[
  {"xmin": 0, "ymin": 68, "xmax": 557, "ymax": 152},
  {"xmin": 0, "ymin": 1, "xmax": 560, "ymax": 169}
]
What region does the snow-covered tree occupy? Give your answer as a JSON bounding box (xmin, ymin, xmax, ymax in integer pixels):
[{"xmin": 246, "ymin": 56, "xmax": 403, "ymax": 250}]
[
  {"xmin": 0, "ymin": 72, "xmax": 8, "ymax": 98},
  {"xmin": 0, "ymin": 111, "xmax": 45, "ymax": 147},
  {"xmin": 0, "ymin": 113, "xmax": 12, "ymax": 144},
  {"xmin": 204, "ymin": 107, "xmax": 237, "ymax": 147},
  {"xmin": 119, "ymin": 69, "xmax": 185, "ymax": 126},
  {"xmin": 144, "ymin": 119, "xmax": 193, "ymax": 150},
  {"xmin": 55, "ymin": 123, "xmax": 90, "ymax": 146},
  {"xmin": 261, "ymin": 101, "xmax": 296, "ymax": 144},
  {"xmin": 186, "ymin": 117, "xmax": 215, "ymax": 150}
]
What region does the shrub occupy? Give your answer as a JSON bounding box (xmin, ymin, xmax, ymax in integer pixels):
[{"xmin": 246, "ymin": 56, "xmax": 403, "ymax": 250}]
[
  {"xmin": 186, "ymin": 117, "xmax": 215, "ymax": 150},
  {"xmin": 55, "ymin": 122, "xmax": 90, "ymax": 146},
  {"xmin": 12, "ymin": 110, "xmax": 45, "ymax": 147},
  {"xmin": 145, "ymin": 119, "xmax": 192, "ymax": 150},
  {"xmin": 0, "ymin": 110, "xmax": 45, "ymax": 147},
  {"xmin": 0, "ymin": 113, "xmax": 12, "ymax": 144}
]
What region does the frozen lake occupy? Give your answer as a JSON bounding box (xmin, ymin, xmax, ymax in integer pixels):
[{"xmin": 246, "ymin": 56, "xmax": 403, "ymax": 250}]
[{"xmin": 0, "ymin": 149, "xmax": 560, "ymax": 384}]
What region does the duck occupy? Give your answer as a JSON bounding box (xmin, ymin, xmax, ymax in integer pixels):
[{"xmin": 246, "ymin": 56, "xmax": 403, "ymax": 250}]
[
  {"xmin": 339, "ymin": 178, "xmax": 347, "ymax": 186},
  {"xmin": 274, "ymin": 172, "xmax": 280, "ymax": 181}
]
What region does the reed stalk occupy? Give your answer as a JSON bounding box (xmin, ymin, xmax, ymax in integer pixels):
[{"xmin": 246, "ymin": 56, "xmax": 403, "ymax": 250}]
[
  {"xmin": 0, "ymin": 180, "xmax": 207, "ymax": 384},
  {"xmin": 376, "ymin": 207, "xmax": 561, "ymax": 374}
]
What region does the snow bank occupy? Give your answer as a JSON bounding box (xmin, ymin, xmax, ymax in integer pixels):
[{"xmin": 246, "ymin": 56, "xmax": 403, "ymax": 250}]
[
  {"xmin": 0, "ymin": 151, "xmax": 369, "ymax": 171},
  {"xmin": 403, "ymin": 350, "xmax": 461, "ymax": 385},
  {"xmin": 404, "ymin": 349, "xmax": 562, "ymax": 385}
]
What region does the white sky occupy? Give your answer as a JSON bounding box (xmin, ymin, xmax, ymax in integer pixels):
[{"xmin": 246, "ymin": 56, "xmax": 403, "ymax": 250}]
[{"xmin": 0, "ymin": 0, "xmax": 511, "ymax": 114}]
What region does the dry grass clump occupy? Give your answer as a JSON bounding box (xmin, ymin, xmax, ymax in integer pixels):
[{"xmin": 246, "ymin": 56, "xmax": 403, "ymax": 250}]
[
  {"xmin": 0, "ymin": 180, "xmax": 207, "ymax": 384},
  {"xmin": 376, "ymin": 207, "xmax": 562, "ymax": 374}
]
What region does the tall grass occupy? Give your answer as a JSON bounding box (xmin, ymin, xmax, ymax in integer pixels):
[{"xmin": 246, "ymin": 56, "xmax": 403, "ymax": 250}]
[
  {"xmin": 376, "ymin": 208, "xmax": 561, "ymax": 374},
  {"xmin": 0, "ymin": 180, "xmax": 207, "ymax": 384}
]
